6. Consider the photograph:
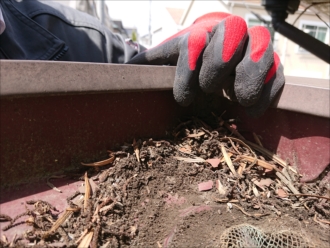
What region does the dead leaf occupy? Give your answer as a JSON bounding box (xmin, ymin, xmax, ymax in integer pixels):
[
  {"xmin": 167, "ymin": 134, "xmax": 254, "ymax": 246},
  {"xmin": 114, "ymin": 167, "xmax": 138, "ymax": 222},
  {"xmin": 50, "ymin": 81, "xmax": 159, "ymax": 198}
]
[{"xmin": 78, "ymin": 230, "xmax": 94, "ymax": 248}]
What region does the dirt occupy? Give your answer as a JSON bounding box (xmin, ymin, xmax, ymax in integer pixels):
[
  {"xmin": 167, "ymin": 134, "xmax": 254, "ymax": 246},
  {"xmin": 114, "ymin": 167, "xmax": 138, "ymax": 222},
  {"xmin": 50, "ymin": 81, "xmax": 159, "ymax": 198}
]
[{"xmin": 1, "ymin": 116, "xmax": 329, "ymax": 247}]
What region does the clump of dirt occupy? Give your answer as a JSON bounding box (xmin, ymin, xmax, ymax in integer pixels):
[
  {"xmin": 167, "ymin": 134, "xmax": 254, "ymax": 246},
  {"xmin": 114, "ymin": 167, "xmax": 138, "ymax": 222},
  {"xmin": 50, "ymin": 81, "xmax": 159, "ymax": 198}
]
[{"xmin": 1, "ymin": 115, "xmax": 329, "ymax": 247}]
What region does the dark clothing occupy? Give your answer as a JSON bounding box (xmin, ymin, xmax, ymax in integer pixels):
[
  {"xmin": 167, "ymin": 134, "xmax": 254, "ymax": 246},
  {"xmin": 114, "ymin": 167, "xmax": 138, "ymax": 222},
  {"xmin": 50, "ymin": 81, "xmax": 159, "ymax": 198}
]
[{"xmin": 0, "ymin": 0, "xmax": 139, "ymax": 62}]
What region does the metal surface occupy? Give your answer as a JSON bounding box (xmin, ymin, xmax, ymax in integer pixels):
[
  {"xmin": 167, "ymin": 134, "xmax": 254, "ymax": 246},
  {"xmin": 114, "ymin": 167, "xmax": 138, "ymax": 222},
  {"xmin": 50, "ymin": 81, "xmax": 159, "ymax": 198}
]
[
  {"xmin": 0, "ymin": 60, "xmax": 176, "ymax": 96},
  {"xmin": 1, "ymin": 60, "xmax": 329, "ymax": 118}
]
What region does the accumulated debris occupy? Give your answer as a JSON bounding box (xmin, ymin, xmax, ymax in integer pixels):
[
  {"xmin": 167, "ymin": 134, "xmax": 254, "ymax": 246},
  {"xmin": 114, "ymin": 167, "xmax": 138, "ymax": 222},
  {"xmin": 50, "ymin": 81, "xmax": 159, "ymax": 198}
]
[{"xmin": 1, "ymin": 114, "xmax": 329, "ymax": 247}]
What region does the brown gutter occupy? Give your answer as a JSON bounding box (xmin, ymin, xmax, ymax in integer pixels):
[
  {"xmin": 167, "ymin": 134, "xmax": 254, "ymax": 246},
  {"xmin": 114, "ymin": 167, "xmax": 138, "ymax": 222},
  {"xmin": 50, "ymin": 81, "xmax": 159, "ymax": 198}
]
[{"xmin": 1, "ymin": 60, "xmax": 329, "ymax": 118}]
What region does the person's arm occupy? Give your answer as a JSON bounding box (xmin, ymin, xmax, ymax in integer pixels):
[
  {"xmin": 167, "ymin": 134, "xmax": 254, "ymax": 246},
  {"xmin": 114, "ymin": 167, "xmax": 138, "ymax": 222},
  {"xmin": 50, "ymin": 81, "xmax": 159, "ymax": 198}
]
[{"xmin": 0, "ymin": 0, "xmax": 138, "ymax": 63}]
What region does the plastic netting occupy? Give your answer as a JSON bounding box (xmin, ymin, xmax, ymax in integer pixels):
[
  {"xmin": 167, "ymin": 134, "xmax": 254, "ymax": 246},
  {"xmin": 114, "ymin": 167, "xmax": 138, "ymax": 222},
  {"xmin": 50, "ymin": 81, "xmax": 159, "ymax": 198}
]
[{"xmin": 219, "ymin": 224, "xmax": 313, "ymax": 248}]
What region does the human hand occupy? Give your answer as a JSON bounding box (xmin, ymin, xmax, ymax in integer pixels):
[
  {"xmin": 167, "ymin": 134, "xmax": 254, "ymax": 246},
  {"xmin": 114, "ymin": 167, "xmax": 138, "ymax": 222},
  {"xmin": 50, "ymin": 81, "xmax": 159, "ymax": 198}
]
[{"xmin": 127, "ymin": 12, "xmax": 284, "ymax": 117}]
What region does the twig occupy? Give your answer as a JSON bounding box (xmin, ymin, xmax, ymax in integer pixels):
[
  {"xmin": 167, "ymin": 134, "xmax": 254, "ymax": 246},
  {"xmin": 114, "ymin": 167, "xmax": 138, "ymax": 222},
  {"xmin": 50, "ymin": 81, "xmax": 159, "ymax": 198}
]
[
  {"xmin": 2, "ymin": 221, "xmax": 25, "ymax": 231},
  {"xmin": 75, "ymin": 228, "xmax": 89, "ymax": 244},
  {"xmin": 276, "ymin": 172, "xmax": 300, "ymax": 194},
  {"xmin": 228, "ymin": 137, "xmax": 241, "ymax": 155},
  {"xmin": 84, "ymin": 172, "xmax": 92, "ymax": 212},
  {"xmin": 81, "ymin": 156, "xmax": 115, "ymax": 167},
  {"xmin": 288, "ymin": 194, "xmax": 330, "ymax": 201},
  {"xmin": 46, "ymin": 175, "xmax": 66, "ymax": 193},
  {"xmin": 213, "ymin": 197, "xmax": 239, "ymax": 203},
  {"xmin": 235, "ymin": 155, "xmax": 275, "ymax": 171},
  {"xmin": 91, "ymin": 224, "xmax": 101, "ymax": 248},
  {"xmin": 232, "ymin": 204, "xmax": 269, "ymax": 217},
  {"xmin": 245, "ymin": 140, "xmax": 287, "ymax": 167},
  {"xmin": 0, "ymin": 214, "xmax": 12, "ymax": 222}
]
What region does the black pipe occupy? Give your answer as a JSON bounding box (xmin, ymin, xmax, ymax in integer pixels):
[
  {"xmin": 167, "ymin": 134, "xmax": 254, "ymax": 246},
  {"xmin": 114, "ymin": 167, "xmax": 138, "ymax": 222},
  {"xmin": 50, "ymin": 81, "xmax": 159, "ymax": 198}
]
[{"xmin": 273, "ymin": 21, "xmax": 330, "ymax": 64}]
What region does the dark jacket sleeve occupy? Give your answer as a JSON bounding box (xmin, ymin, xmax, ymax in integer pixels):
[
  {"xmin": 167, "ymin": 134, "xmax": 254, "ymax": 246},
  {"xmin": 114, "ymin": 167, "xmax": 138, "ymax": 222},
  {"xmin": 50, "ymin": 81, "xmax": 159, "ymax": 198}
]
[{"xmin": 0, "ymin": 0, "xmax": 138, "ymax": 63}]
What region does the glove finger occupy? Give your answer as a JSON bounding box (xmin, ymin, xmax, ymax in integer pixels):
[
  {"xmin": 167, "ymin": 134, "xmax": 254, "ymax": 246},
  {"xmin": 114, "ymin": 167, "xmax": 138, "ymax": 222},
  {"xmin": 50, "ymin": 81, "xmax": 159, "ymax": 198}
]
[
  {"xmin": 174, "ymin": 29, "xmax": 209, "ymax": 106},
  {"xmin": 234, "ymin": 26, "xmax": 274, "ymax": 107},
  {"xmin": 245, "ymin": 52, "xmax": 285, "ymax": 117},
  {"xmin": 199, "ymin": 15, "xmax": 248, "ymax": 93},
  {"xmin": 126, "ymin": 37, "xmax": 181, "ymax": 65}
]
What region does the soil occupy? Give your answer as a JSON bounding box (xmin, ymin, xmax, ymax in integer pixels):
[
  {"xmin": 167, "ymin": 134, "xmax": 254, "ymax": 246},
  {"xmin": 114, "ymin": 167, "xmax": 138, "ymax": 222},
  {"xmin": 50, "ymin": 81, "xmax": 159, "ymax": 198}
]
[{"xmin": 1, "ymin": 116, "xmax": 329, "ymax": 248}]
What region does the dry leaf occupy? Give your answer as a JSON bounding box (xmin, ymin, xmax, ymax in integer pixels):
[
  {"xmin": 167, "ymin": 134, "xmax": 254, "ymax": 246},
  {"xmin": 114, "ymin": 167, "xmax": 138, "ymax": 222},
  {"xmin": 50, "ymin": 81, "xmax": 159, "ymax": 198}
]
[
  {"xmin": 78, "ymin": 230, "xmax": 94, "ymax": 248},
  {"xmin": 220, "ymin": 145, "xmax": 236, "ymax": 176}
]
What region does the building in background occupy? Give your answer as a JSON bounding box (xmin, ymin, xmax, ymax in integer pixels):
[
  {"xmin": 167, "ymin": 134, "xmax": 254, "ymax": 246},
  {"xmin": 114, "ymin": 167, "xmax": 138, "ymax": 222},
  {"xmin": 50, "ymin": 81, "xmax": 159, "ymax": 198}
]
[{"xmin": 150, "ymin": 0, "xmax": 329, "ymax": 79}]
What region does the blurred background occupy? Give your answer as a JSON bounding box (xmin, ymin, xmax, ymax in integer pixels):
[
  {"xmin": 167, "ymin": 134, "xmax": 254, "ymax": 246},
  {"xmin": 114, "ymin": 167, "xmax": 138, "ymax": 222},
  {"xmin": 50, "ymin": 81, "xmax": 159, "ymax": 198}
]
[{"xmin": 46, "ymin": 0, "xmax": 329, "ymax": 79}]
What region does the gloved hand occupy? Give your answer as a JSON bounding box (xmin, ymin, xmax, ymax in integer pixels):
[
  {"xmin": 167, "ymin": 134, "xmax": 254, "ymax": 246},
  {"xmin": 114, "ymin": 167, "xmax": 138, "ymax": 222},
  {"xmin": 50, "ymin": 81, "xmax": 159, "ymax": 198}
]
[{"xmin": 127, "ymin": 12, "xmax": 285, "ymax": 117}]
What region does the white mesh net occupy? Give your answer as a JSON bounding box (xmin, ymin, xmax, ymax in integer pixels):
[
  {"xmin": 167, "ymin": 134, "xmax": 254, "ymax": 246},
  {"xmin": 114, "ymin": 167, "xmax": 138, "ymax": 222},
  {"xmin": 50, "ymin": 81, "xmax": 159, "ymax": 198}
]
[{"xmin": 219, "ymin": 224, "xmax": 313, "ymax": 248}]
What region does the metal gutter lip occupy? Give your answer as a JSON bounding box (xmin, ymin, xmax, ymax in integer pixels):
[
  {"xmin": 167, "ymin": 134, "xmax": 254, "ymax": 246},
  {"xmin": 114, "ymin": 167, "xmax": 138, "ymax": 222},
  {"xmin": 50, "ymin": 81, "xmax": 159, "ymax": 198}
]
[{"xmin": 1, "ymin": 60, "xmax": 329, "ymax": 118}]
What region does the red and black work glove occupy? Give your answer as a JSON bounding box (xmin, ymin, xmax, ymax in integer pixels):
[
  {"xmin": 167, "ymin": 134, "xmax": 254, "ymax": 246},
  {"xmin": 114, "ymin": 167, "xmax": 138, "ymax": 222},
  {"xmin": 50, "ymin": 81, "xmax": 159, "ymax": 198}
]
[{"xmin": 127, "ymin": 12, "xmax": 285, "ymax": 117}]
